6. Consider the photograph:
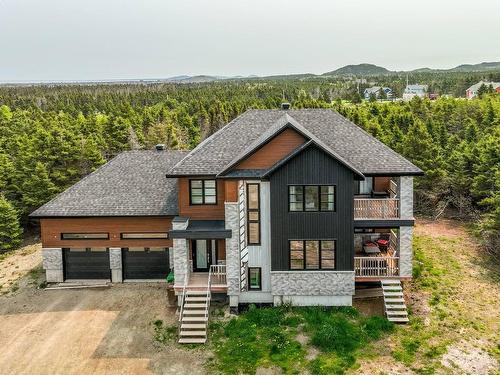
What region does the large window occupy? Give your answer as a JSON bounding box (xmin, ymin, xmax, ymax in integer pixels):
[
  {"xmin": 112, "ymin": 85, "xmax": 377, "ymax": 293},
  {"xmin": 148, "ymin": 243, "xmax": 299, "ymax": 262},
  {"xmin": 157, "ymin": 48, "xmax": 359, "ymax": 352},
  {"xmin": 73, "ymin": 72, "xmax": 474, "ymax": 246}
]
[
  {"xmin": 248, "ymin": 267, "xmax": 262, "ymax": 290},
  {"xmin": 121, "ymin": 233, "xmax": 169, "ymax": 239},
  {"xmin": 247, "ymin": 183, "xmax": 260, "ymax": 245},
  {"xmin": 190, "ymin": 179, "xmax": 217, "ymax": 205},
  {"xmin": 289, "ymin": 240, "xmax": 336, "ymax": 270},
  {"xmin": 289, "ymin": 185, "xmax": 335, "ymax": 212},
  {"xmin": 61, "ymin": 233, "xmax": 109, "ymax": 240}
]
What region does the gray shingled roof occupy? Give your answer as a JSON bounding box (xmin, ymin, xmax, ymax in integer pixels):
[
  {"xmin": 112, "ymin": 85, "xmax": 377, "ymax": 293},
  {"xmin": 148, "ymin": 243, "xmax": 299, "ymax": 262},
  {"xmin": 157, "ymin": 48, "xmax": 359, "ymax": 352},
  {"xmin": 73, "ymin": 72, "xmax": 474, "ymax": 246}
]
[
  {"xmin": 30, "ymin": 150, "xmax": 188, "ymax": 217},
  {"xmin": 167, "ymin": 109, "xmax": 422, "ymax": 176}
]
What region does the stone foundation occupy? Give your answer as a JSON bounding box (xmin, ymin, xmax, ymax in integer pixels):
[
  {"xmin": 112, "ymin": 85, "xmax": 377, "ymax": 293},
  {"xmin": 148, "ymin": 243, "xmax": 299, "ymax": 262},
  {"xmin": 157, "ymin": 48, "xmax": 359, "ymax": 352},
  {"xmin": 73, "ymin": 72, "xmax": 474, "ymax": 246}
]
[
  {"xmin": 109, "ymin": 247, "xmax": 122, "ymax": 282},
  {"xmin": 398, "ymin": 226, "xmax": 413, "ymax": 277}
]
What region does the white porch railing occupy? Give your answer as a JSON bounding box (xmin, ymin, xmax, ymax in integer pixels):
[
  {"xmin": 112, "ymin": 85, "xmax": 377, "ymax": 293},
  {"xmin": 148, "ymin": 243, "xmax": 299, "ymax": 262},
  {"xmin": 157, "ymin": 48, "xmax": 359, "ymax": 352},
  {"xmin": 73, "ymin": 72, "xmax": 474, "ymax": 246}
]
[
  {"xmin": 209, "ymin": 264, "xmax": 227, "ymax": 286},
  {"xmin": 354, "ymin": 257, "xmax": 399, "ymax": 277},
  {"xmin": 354, "ymin": 198, "xmax": 399, "ymax": 219}
]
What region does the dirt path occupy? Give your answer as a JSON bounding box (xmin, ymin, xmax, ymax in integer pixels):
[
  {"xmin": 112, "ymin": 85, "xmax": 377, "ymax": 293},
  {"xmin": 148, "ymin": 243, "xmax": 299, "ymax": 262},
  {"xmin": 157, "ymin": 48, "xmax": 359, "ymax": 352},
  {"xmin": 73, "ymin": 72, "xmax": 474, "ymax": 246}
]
[{"xmin": 0, "ymin": 242, "xmax": 42, "ymax": 293}]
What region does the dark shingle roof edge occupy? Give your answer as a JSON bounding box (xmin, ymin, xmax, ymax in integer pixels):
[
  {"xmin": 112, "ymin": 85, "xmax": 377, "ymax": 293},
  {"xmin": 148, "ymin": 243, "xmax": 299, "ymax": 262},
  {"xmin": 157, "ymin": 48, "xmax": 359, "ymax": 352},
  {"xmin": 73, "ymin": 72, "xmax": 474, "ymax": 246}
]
[{"xmin": 29, "ymin": 150, "xmax": 189, "ymax": 218}]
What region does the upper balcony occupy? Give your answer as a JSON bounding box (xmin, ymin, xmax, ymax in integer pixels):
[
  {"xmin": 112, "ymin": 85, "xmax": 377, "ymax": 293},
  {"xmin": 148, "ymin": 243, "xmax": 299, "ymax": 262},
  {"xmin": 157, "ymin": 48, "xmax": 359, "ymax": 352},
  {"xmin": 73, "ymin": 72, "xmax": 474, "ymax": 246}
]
[{"xmin": 354, "ymin": 177, "xmax": 411, "ymax": 220}]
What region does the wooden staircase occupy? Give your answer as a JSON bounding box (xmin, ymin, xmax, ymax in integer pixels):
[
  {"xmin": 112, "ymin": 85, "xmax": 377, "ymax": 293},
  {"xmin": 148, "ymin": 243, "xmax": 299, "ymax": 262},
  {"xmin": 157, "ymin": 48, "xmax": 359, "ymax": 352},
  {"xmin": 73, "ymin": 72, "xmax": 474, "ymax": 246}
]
[
  {"xmin": 381, "ymin": 279, "xmax": 409, "ymax": 323},
  {"xmin": 178, "ymin": 289, "xmax": 210, "ymax": 344}
]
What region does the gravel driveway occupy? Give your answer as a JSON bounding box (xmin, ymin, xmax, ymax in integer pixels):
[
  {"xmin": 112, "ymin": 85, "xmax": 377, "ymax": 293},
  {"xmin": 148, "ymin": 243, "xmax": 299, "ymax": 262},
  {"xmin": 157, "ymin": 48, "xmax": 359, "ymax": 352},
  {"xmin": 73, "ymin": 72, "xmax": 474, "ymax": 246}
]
[{"xmin": 0, "ymin": 279, "xmax": 208, "ymax": 375}]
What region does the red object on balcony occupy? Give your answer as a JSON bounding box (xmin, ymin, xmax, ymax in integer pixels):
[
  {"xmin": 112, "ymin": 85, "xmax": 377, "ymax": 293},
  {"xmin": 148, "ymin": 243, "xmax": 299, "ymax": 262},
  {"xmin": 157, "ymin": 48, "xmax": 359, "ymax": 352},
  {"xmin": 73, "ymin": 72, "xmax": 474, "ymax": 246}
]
[{"xmin": 377, "ymin": 239, "xmax": 389, "ymax": 246}]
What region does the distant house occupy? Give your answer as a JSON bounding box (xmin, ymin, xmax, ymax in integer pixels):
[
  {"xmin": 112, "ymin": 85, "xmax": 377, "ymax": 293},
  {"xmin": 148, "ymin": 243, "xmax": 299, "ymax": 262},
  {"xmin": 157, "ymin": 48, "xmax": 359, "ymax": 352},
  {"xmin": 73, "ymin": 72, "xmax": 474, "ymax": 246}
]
[
  {"xmin": 465, "ymin": 81, "xmax": 500, "ymax": 99},
  {"xmin": 402, "ymin": 84, "xmax": 428, "ymax": 101},
  {"xmin": 363, "ymin": 86, "xmax": 393, "ymax": 100}
]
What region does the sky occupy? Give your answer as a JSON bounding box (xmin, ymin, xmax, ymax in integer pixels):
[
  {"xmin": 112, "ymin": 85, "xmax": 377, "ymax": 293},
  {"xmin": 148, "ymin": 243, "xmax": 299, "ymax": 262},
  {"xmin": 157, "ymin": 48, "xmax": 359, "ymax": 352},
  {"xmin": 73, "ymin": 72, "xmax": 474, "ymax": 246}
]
[{"xmin": 1, "ymin": 0, "xmax": 499, "ymax": 82}]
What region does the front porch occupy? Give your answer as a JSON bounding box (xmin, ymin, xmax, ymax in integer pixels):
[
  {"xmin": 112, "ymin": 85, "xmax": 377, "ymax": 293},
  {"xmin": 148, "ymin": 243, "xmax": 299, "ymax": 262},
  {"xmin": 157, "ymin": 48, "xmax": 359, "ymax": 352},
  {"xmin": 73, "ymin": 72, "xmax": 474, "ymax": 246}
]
[{"xmin": 174, "ymin": 265, "xmax": 228, "ymax": 293}]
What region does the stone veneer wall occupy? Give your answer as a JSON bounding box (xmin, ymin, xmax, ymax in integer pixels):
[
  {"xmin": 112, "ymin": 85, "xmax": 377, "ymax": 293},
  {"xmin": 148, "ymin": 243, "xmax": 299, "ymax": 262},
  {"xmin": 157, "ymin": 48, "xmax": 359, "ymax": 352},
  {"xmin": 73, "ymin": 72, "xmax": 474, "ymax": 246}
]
[
  {"xmin": 42, "ymin": 248, "xmax": 64, "ymax": 282},
  {"xmin": 225, "ymin": 202, "xmax": 240, "ymax": 299},
  {"xmin": 398, "ymin": 226, "xmax": 413, "ymax": 277},
  {"xmin": 399, "ymin": 176, "xmax": 414, "ymax": 220},
  {"xmin": 109, "ymin": 248, "xmax": 122, "ymax": 282},
  {"xmin": 270, "ymin": 271, "xmax": 355, "ymax": 296},
  {"xmin": 172, "ymin": 219, "xmax": 189, "ymax": 288}
]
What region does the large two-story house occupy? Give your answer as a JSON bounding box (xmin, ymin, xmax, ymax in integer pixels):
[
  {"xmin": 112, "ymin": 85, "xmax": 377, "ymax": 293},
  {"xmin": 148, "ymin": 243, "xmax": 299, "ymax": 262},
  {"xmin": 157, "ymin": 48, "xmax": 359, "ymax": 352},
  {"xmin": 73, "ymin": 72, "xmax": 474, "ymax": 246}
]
[{"xmin": 31, "ymin": 107, "xmax": 422, "ymax": 342}]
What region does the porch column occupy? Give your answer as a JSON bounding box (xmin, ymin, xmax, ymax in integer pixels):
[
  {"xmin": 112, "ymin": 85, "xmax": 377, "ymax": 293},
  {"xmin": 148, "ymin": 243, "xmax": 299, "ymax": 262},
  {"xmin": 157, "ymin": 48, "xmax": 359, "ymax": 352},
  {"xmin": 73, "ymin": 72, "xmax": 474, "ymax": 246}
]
[
  {"xmin": 109, "ymin": 248, "xmax": 122, "ymax": 283},
  {"xmin": 172, "ymin": 217, "xmax": 190, "ymax": 288},
  {"xmin": 399, "ymin": 226, "xmax": 413, "ymax": 277},
  {"xmin": 42, "ymin": 248, "xmax": 64, "ymax": 283},
  {"xmin": 225, "ymin": 202, "xmax": 240, "ymax": 310},
  {"xmin": 399, "ymin": 176, "xmax": 414, "ymax": 219}
]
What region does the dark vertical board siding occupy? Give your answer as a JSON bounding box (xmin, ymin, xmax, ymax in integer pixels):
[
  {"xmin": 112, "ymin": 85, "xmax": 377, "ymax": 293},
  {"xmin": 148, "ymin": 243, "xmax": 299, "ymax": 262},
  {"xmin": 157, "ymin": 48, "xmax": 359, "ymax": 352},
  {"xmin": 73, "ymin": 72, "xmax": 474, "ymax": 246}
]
[{"xmin": 270, "ymin": 146, "xmax": 354, "ymax": 271}]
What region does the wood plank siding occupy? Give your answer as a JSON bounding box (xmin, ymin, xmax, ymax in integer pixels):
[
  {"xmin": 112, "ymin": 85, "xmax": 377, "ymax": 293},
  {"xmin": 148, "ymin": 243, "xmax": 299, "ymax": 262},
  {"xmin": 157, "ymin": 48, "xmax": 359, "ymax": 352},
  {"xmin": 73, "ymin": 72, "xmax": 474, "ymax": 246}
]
[
  {"xmin": 270, "ymin": 145, "xmax": 355, "ymax": 271},
  {"xmin": 178, "ymin": 178, "xmax": 226, "ymax": 219},
  {"xmin": 40, "ymin": 217, "xmax": 173, "ymax": 248},
  {"xmin": 374, "ymin": 177, "xmax": 391, "ymax": 192},
  {"xmin": 224, "ymin": 180, "xmax": 238, "ymax": 202},
  {"xmin": 235, "ymin": 128, "xmax": 306, "ymax": 169}
]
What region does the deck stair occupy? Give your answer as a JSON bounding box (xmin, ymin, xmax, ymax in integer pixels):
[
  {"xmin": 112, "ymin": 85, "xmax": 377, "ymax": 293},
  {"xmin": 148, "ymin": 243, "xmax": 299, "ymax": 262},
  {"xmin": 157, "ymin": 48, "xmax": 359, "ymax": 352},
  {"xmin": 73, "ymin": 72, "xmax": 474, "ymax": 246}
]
[{"xmin": 381, "ymin": 279, "xmax": 409, "ymax": 323}]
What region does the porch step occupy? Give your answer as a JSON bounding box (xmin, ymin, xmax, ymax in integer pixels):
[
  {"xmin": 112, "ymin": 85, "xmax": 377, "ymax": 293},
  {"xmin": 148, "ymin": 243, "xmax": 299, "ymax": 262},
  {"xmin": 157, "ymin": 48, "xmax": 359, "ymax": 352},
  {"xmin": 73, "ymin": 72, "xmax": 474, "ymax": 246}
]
[
  {"xmin": 181, "ymin": 316, "xmax": 208, "ymax": 322},
  {"xmin": 381, "ymin": 279, "xmax": 401, "ymax": 285},
  {"xmin": 186, "ymin": 290, "xmax": 209, "ymax": 295},
  {"xmin": 384, "ymin": 298, "xmax": 406, "ymax": 304},
  {"xmin": 181, "ymin": 323, "xmax": 206, "ymax": 330},
  {"xmin": 178, "ymin": 338, "xmax": 207, "ymax": 344},
  {"xmin": 184, "ymin": 303, "xmax": 207, "ymax": 308},
  {"xmin": 183, "ymin": 310, "xmax": 206, "ymax": 315},
  {"xmin": 387, "ymin": 316, "xmax": 409, "ymax": 323},
  {"xmin": 185, "ymin": 296, "xmax": 208, "ymax": 302},
  {"xmin": 382, "ymin": 285, "xmax": 402, "ymax": 291},
  {"xmin": 384, "ymin": 292, "xmax": 404, "ymax": 297},
  {"xmin": 179, "ymin": 330, "xmax": 207, "ymax": 337},
  {"xmin": 385, "ymin": 304, "xmax": 407, "ymax": 310},
  {"xmin": 386, "ymin": 310, "xmax": 408, "ymax": 316}
]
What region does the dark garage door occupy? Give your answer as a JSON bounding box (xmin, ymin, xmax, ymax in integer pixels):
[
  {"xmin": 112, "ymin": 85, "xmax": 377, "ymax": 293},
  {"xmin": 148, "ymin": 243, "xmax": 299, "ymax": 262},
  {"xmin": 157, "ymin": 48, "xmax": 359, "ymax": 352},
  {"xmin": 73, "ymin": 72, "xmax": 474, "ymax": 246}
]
[
  {"xmin": 63, "ymin": 248, "xmax": 110, "ymax": 280},
  {"xmin": 123, "ymin": 248, "xmax": 170, "ymax": 280}
]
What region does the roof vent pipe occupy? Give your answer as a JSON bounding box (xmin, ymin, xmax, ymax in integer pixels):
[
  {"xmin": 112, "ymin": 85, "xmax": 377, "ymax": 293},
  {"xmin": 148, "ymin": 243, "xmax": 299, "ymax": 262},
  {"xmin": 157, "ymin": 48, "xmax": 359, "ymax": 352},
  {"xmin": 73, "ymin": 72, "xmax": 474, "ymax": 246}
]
[
  {"xmin": 155, "ymin": 144, "xmax": 165, "ymax": 151},
  {"xmin": 281, "ymin": 102, "xmax": 291, "ymax": 110}
]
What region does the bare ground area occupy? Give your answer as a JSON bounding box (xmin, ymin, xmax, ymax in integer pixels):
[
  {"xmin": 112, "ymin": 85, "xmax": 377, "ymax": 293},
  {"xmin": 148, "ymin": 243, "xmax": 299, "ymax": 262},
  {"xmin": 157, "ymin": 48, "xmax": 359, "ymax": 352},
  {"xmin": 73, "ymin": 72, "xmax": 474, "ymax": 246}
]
[
  {"xmin": 0, "ymin": 242, "xmax": 42, "ymax": 293},
  {"xmin": 0, "ymin": 252, "xmax": 207, "ymax": 374},
  {"xmin": 354, "ymin": 219, "xmax": 500, "ymax": 375}
]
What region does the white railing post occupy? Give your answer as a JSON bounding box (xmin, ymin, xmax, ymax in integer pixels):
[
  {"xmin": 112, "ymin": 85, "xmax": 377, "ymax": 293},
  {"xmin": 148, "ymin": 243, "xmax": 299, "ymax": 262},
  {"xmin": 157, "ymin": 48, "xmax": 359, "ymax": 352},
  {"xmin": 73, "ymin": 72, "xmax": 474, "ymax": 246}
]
[{"xmin": 354, "ymin": 257, "xmax": 400, "ymax": 277}]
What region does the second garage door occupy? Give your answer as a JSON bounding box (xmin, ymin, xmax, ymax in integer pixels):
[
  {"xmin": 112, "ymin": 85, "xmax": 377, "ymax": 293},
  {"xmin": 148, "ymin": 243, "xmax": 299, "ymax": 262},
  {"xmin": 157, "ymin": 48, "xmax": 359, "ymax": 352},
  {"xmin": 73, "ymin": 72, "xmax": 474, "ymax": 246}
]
[{"xmin": 122, "ymin": 247, "xmax": 170, "ymax": 280}]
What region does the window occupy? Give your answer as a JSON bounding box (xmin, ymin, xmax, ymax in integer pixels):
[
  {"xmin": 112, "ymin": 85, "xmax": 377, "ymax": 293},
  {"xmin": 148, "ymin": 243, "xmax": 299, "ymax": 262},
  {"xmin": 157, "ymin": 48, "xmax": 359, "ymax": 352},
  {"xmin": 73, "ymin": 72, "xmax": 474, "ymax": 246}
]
[
  {"xmin": 289, "ymin": 185, "xmax": 335, "ymax": 212},
  {"xmin": 289, "ymin": 240, "xmax": 336, "ymax": 270},
  {"xmin": 355, "ymin": 177, "xmax": 373, "ymax": 195},
  {"xmin": 61, "ymin": 233, "xmax": 109, "ymax": 240},
  {"xmin": 121, "ymin": 233, "xmax": 169, "ymax": 239},
  {"xmin": 247, "ymin": 183, "xmax": 260, "ymax": 245},
  {"xmin": 248, "ymin": 267, "xmax": 262, "ymax": 290},
  {"xmin": 189, "ymin": 179, "xmax": 217, "ymax": 205}
]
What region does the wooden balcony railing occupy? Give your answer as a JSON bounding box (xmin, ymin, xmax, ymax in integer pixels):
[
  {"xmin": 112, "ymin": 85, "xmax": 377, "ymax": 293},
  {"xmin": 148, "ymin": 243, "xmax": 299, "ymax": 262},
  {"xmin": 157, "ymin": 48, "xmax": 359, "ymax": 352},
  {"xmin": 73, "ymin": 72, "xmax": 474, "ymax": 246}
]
[
  {"xmin": 354, "ymin": 257, "xmax": 399, "ymax": 277},
  {"xmin": 354, "ymin": 198, "xmax": 399, "ymax": 219},
  {"xmin": 209, "ymin": 264, "xmax": 227, "ymax": 286}
]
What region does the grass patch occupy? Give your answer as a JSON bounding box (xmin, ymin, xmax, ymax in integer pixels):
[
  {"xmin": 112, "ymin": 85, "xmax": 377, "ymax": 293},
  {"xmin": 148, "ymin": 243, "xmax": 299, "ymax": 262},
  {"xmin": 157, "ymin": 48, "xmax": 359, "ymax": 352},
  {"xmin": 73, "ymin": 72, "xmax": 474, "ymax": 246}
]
[
  {"xmin": 152, "ymin": 320, "xmax": 177, "ymax": 345},
  {"xmin": 209, "ymin": 305, "xmax": 393, "ymax": 374}
]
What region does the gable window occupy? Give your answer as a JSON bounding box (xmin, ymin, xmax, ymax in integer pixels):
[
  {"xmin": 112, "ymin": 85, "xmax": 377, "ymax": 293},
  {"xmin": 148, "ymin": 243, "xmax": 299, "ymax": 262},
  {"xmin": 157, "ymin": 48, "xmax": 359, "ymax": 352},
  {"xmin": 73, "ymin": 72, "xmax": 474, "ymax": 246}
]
[
  {"xmin": 355, "ymin": 177, "xmax": 373, "ymax": 195},
  {"xmin": 247, "ymin": 183, "xmax": 260, "ymax": 245},
  {"xmin": 190, "ymin": 179, "xmax": 217, "ymax": 205},
  {"xmin": 61, "ymin": 233, "xmax": 109, "ymax": 240},
  {"xmin": 289, "ymin": 185, "xmax": 335, "ymax": 212},
  {"xmin": 248, "ymin": 267, "xmax": 262, "ymax": 290},
  {"xmin": 289, "ymin": 240, "xmax": 336, "ymax": 270}
]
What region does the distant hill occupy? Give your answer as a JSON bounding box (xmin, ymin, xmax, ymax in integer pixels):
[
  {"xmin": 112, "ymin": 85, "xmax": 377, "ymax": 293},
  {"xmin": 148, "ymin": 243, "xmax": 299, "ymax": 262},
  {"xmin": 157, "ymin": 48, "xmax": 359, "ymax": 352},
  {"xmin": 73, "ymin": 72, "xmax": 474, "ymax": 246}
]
[
  {"xmin": 448, "ymin": 61, "xmax": 500, "ymax": 72},
  {"xmin": 322, "ymin": 64, "xmax": 391, "ymax": 76}
]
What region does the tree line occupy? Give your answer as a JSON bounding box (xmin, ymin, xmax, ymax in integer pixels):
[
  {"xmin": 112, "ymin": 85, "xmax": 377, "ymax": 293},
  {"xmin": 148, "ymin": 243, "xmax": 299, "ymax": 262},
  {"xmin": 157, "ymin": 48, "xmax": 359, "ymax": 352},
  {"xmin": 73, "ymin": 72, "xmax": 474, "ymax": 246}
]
[{"xmin": 0, "ymin": 80, "xmax": 498, "ymax": 255}]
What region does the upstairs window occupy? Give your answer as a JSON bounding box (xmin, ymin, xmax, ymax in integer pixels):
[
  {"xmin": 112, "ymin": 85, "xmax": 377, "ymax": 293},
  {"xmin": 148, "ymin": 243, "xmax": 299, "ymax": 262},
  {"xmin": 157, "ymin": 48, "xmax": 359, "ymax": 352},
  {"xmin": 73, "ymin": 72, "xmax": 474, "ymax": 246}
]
[
  {"xmin": 247, "ymin": 183, "xmax": 260, "ymax": 245},
  {"xmin": 121, "ymin": 233, "xmax": 169, "ymax": 239},
  {"xmin": 190, "ymin": 179, "xmax": 217, "ymax": 205},
  {"xmin": 355, "ymin": 177, "xmax": 373, "ymax": 195},
  {"xmin": 289, "ymin": 185, "xmax": 335, "ymax": 212}
]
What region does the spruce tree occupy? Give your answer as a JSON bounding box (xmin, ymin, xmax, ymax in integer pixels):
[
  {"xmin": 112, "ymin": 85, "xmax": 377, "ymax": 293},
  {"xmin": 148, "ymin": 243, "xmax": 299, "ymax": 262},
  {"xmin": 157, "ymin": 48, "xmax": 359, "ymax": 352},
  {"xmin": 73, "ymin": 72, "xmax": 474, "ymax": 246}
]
[{"xmin": 0, "ymin": 195, "xmax": 22, "ymax": 252}]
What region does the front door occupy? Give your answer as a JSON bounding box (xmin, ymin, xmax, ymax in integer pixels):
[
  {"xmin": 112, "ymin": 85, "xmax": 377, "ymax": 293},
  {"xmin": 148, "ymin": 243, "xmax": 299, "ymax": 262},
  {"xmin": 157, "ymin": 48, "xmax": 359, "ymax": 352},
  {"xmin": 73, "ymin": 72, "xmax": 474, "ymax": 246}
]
[{"xmin": 192, "ymin": 240, "xmax": 217, "ymax": 272}]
